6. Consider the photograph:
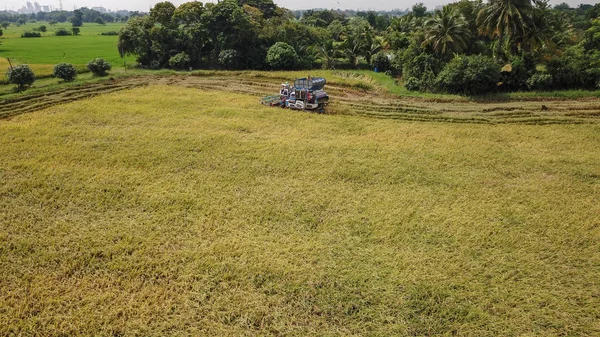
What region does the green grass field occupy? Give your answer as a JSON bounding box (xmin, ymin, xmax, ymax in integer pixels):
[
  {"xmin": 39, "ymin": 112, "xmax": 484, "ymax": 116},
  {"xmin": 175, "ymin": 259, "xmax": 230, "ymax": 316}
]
[
  {"xmin": 1, "ymin": 85, "xmax": 599, "ymax": 335},
  {"xmin": 0, "ymin": 22, "xmax": 133, "ymax": 76}
]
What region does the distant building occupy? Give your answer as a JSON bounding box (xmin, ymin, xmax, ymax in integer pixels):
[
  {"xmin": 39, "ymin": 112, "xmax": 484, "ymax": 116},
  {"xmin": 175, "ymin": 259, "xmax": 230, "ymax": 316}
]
[{"xmin": 17, "ymin": 1, "xmax": 52, "ymax": 13}]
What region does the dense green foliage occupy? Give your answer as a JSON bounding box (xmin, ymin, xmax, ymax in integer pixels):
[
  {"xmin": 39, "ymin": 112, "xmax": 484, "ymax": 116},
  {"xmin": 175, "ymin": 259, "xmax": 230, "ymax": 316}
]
[
  {"xmin": 111, "ymin": 0, "xmax": 600, "ymax": 94},
  {"xmin": 70, "ymin": 10, "xmax": 83, "ymax": 27},
  {"xmin": 53, "ymin": 62, "xmax": 77, "ymax": 81},
  {"xmin": 371, "ymin": 52, "xmax": 391, "ymax": 72},
  {"xmin": 21, "ymin": 31, "xmax": 41, "ymax": 38},
  {"xmin": 55, "ymin": 27, "xmax": 72, "ymax": 36},
  {"xmin": 435, "ymin": 55, "xmax": 500, "ymax": 95},
  {"xmin": 2, "ymin": 0, "xmax": 600, "ymax": 95},
  {"xmin": 526, "ymin": 72, "xmax": 553, "ymax": 90},
  {"xmin": 168, "ymin": 52, "xmax": 191, "ymax": 69},
  {"xmin": 86, "ymin": 58, "xmax": 111, "ymax": 76},
  {"xmin": 6, "ymin": 64, "xmax": 35, "ymax": 91},
  {"xmin": 266, "ymin": 42, "xmax": 299, "ymax": 69}
]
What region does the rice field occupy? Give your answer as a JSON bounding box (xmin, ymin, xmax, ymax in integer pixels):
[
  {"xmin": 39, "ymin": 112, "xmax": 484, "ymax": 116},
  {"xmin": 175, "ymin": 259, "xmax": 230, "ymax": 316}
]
[
  {"xmin": 0, "ymin": 22, "xmax": 133, "ymax": 77},
  {"xmin": 1, "ymin": 82, "xmax": 599, "ymax": 336}
]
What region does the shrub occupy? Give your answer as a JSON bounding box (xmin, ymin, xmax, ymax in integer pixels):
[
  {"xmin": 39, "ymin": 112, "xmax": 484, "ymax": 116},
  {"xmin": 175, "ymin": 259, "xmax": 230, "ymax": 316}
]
[
  {"xmin": 149, "ymin": 60, "xmax": 161, "ymax": 70},
  {"xmin": 38, "ymin": 25, "xmax": 47, "ymax": 32},
  {"xmin": 265, "ymin": 42, "xmax": 298, "ymax": 70},
  {"xmin": 526, "ymin": 73, "xmax": 553, "ymax": 91},
  {"xmin": 435, "ymin": 55, "xmax": 500, "ymax": 95},
  {"xmin": 297, "ymin": 54, "xmax": 316, "ymax": 70},
  {"xmin": 403, "ymin": 52, "xmax": 441, "ymax": 79},
  {"xmin": 100, "ymin": 31, "xmax": 118, "ymax": 35},
  {"xmin": 72, "ymin": 27, "xmax": 80, "ymax": 36},
  {"xmin": 55, "ymin": 27, "xmax": 72, "ymax": 36},
  {"xmin": 501, "ymin": 54, "xmax": 535, "ymax": 91},
  {"xmin": 53, "ymin": 63, "xmax": 77, "ymax": 82},
  {"xmin": 420, "ymin": 68, "xmax": 436, "ymax": 92},
  {"xmin": 546, "ymin": 47, "xmax": 599, "ymax": 90},
  {"xmin": 168, "ymin": 52, "xmax": 191, "ymax": 70},
  {"xmin": 389, "ymin": 51, "xmax": 403, "ymax": 75},
  {"xmin": 371, "ymin": 52, "xmax": 391, "ymax": 73},
  {"xmin": 218, "ymin": 49, "xmax": 240, "ymax": 70},
  {"xmin": 87, "ymin": 58, "xmax": 111, "ymax": 76},
  {"xmin": 7, "ymin": 64, "xmax": 35, "ymax": 91},
  {"xmin": 404, "ymin": 77, "xmax": 420, "ymax": 91},
  {"xmin": 21, "ymin": 31, "xmax": 41, "ymax": 38}
]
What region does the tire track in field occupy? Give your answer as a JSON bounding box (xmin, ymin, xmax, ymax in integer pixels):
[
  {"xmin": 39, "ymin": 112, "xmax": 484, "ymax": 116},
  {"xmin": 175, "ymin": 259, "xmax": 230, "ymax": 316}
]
[{"xmin": 2, "ymin": 74, "xmax": 600, "ymax": 125}]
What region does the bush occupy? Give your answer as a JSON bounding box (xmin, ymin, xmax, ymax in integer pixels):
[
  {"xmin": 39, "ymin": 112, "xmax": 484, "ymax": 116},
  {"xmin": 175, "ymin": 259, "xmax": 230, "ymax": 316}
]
[
  {"xmin": 389, "ymin": 51, "xmax": 403, "ymax": 75},
  {"xmin": 21, "ymin": 31, "xmax": 41, "ymax": 38},
  {"xmin": 501, "ymin": 54, "xmax": 535, "ymax": 91},
  {"xmin": 72, "ymin": 27, "xmax": 80, "ymax": 36},
  {"xmin": 168, "ymin": 52, "xmax": 191, "ymax": 70},
  {"xmin": 420, "ymin": 68, "xmax": 436, "ymax": 92},
  {"xmin": 7, "ymin": 64, "xmax": 35, "ymax": 91},
  {"xmin": 546, "ymin": 47, "xmax": 599, "ymax": 90},
  {"xmin": 403, "ymin": 52, "xmax": 441, "ymax": 79},
  {"xmin": 218, "ymin": 49, "xmax": 240, "ymax": 70},
  {"xmin": 404, "ymin": 76, "xmax": 420, "ymax": 91},
  {"xmin": 87, "ymin": 58, "xmax": 111, "ymax": 76},
  {"xmin": 53, "ymin": 63, "xmax": 77, "ymax": 82},
  {"xmin": 435, "ymin": 55, "xmax": 500, "ymax": 95},
  {"xmin": 371, "ymin": 52, "xmax": 391, "ymax": 73},
  {"xmin": 100, "ymin": 31, "xmax": 118, "ymax": 35},
  {"xmin": 55, "ymin": 28, "xmax": 72, "ymax": 36},
  {"xmin": 526, "ymin": 73, "xmax": 553, "ymax": 91},
  {"xmin": 149, "ymin": 60, "xmax": 161, "ymax": 70},
  {"xmin": 38, "ymin": 25, "xmax": 47, "ymax": 32},
  {"xmin": 265, "ymin": 42, "xmax": 298, "ymax": 70}
]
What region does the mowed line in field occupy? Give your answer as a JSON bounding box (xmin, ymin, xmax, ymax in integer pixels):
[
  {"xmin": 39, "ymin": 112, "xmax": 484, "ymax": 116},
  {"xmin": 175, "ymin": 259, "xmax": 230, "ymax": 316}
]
[
  {"xmin": 2, "ymin": 74, "xmax": 600, "ymax": 124},
  {"xmin": 1, "ymin": 85, "xmax": 599, "ymax": 335}
]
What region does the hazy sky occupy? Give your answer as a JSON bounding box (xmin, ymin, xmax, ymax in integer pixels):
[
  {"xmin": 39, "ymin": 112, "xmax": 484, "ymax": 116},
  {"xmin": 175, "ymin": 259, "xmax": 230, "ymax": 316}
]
[{"xmin": 2, "ymin": 0, "xmax": 598, "ymax": 13}]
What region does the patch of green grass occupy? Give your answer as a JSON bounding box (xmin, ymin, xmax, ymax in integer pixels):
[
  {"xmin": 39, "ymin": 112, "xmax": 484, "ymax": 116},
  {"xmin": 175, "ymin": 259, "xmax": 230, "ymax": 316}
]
[
  {"xmin": 0, "ymin": 22, "xmax": 133, "ymax": 77},
  {"xmin": 337, "ymin": 70, "xmax": 600, "ymax": 102},
  {"xmin": 0, "ymin": 21, "xmax": 125, "ymax": 38},
  {"xmin": 1, "ymin": 86, "xmax": 599, "ymax": 335}
]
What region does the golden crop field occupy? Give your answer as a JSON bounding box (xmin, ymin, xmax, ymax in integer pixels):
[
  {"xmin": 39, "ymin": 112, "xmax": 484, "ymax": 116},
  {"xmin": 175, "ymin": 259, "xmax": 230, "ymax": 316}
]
[{"xmin": 1, "ymin": 84, "xmax": 599, "ymax": 336}]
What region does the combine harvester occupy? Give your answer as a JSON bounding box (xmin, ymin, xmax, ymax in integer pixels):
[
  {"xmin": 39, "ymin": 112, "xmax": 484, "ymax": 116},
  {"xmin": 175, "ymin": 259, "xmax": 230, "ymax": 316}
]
[{"xmin": 260, "ymin": 77, "xmax": 329, "ymax": 113}]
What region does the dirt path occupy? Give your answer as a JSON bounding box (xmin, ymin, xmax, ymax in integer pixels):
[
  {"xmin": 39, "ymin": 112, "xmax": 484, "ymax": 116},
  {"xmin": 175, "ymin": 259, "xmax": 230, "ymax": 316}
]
[{"xmin": 2, "ymin": 74, "xmax": 599, "ymax": 124}]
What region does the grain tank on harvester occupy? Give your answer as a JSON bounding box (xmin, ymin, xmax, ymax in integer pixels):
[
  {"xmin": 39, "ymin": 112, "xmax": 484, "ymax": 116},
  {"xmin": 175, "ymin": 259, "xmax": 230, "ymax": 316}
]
[{"xmin": 260, "ymin": 77, "xmax": 329, "ymax": 113}]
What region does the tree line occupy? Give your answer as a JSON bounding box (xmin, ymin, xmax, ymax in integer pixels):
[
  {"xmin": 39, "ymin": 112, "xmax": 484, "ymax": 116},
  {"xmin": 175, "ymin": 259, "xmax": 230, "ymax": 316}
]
[
  {"xmin": 0, "ymin": 8, "xmax": 140, "ymax": 25},
  {"xmin": 3, "ymin": 0, "xmax": 600, "ymax": 95},
  {"xmin": 117, "ymin": 0, "xmax": 600, "ymax": 94}
]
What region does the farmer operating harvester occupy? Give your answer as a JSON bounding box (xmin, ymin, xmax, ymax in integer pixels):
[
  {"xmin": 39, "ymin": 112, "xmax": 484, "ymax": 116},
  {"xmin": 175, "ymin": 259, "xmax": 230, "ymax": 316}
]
[{"xmin": 260, "ymin": 76, "xmax": 329, "ymax": 113}]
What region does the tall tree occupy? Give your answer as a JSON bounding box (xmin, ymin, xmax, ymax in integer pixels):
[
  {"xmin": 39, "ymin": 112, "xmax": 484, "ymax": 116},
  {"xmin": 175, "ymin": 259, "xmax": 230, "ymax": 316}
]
[
  {"xmin": 422, "ymin": 7, "xmax": 471, "ymax": 58},
  {"xmin": 70, "ymin": 9, "xmax": 83, "ymax": 27},
  {"xmin": 477, "ymin": 0, "xmax": 533, "ymax": 59},
  {"xmin": 150, "ymin": 1, "xmax": 177, "ymax": 28}
]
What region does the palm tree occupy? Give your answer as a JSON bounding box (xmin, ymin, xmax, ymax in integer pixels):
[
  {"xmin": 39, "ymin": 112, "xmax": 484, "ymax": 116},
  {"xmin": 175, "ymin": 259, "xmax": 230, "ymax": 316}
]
[
  {"xmin": 477, "ymin": 0, "xmax": 533, "ymax": 59},
  {"xmin": 342, "ymin": 36, "xmax": 363, "ymax": 68},
  {"xmin": 362, "ymin": 29, "xmax": 384, "ymax": 64},
  {"xmin": 421, "ymin": 7, "xmax": 471, "ymax": 58},
  {"xmin": 313, "ymin": 40, "xmax": 340, "ymax": 70}
]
